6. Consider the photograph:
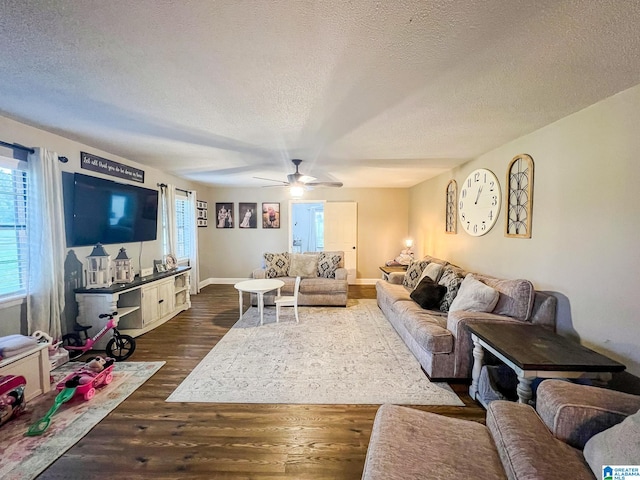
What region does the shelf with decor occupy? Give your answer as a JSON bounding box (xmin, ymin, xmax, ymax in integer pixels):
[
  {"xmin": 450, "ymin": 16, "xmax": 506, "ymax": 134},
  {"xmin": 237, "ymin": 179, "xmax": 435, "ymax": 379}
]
[{"xmin": 74, "ymin": 266, "xmax": 191, "ymax": 349}]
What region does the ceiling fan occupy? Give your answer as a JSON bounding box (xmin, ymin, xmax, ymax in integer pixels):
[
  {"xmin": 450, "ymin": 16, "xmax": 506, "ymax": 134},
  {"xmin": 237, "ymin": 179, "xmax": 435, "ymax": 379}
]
[{"xmin": 254, "ymin": 159, "xmax": 343, "ymax": 189}]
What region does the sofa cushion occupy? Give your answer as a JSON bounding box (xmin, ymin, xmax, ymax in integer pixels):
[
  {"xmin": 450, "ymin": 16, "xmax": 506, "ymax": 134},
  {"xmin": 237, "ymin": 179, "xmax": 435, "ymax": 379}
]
[
  {"xmin": 402, "ymin": 259, "xmax": 429, "ymax": 289},
  {"xmin": 289, "ymin": 253, "xmax": 318, "ymax": 278},
  {"xmin": 263, "ymin": 252, "xmax": 290, "ymax": 278},
  {"xmin": 362, "ymin": 404, "xmax": 506, "ymax": 480},
  {"xmin": 449, "ymin": 274, "xmax": 500, "ymax": 313},
  {"xmin": 583, "ymin": 408, "xmax": 640, "ymax": 477},
  {"xmin": 487, "ymin": 401, "xmax": 595, "ymax": 480},
  {"xmin": 317, "ymin": 251, "xmax": 342, "ymax": 278},
  {"xmin": 438, "ymin": 266, "xmax": 466, "ymax": 312},
  {"xmin": 391, "ymin": 301, "xmax": 452, "ymax": 353},
  {"xmin": 474, "ymin": 274, "xmax": 535, "ymax": 321},
  {"xmin": 416, "ymin": 261, "xmax": 445, "ymax": 286},
  {"xmin": 410, "ymin": 276, "xmax": 447, "ymax": 310},
  {"xmin": 299, "ymin": 277, "xmax": 347, "ymax": 294}
]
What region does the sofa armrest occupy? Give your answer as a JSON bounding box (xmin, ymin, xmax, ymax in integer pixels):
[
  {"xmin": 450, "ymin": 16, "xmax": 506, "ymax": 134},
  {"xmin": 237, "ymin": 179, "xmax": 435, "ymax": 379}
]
[
  {"xmin": 387, "ymin": 272, "xmax": 404, "ymax": 284},
  {"xmin": 252, "ymin": 268, "xmax": 266, "ymax": 279},
  {"xmin": 536, "ymin": 379, "xmax": 640, "ymax": 449},
  {"xmin": 334, "ymin": 267, "xmax": 348, "ymax": 281},
  {"xmin": 447, "ymin": 311, "xmax": 527, "ymax": 378}
]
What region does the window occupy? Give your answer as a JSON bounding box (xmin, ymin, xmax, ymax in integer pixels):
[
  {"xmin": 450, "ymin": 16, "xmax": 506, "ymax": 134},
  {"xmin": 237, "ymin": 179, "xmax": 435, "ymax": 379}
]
[
  {"xmin": 0, "ymin": 156, "xmax": 28, "ymax": 300},
  {"xmin": 175, "ymin": 193, "xmax": 192, "ymax": 261}
]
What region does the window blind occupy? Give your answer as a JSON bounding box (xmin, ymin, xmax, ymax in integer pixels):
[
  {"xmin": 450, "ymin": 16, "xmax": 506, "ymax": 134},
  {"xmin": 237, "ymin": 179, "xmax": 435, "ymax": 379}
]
[
  {"xmin": 0, "ymin": 158, "xmax": 28, "ymax": 299},
  {"xmin": 175, "ymin": 194, "xmax": 192, "ymax": 261}
]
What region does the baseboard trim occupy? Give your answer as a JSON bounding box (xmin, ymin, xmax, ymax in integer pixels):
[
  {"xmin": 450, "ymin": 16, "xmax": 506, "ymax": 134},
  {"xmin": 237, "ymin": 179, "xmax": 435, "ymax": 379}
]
[
  {"xmin": 201, "ymin": 277, "xmax": 379, "ymax": 287},
  {"xmin": 201, "ymin": 277, "xmax": 251, "ymax": 286},
  {"xmin": 351, "ymin": 278, "xmax": 379, "ymax": 285}
]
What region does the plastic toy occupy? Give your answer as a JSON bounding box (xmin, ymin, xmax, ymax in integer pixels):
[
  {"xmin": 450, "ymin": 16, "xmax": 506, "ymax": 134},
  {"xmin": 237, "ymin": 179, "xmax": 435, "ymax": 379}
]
[
  {"xmin": 56, "ymin": 356, "xmax": 115, "ymax": 401},
  {"xmin": 62, "ymin": 312, "xmax": 136, "ymax": 361},
  {"xmin": 25, "ymin": 356, "xmax": 116, "ymax": 436},
  {"xmin": 25, "ymin": 384, "xmax": 76, "ymax": 436},
  {"xmin": 0, "ymin": 375, "xmax": 26, "ymax": 427}
]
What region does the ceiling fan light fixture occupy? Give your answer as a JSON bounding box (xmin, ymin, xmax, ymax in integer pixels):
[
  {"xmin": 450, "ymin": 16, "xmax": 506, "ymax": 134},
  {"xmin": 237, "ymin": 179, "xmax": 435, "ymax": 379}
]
[{"xmin": 290, "ymin": 185, "xmax": 304, "ymax": 198}]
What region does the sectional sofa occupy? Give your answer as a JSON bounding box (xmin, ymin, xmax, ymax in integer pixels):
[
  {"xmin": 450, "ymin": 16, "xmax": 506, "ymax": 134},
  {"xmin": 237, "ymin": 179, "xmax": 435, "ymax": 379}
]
[
  {"xmin": 376, "ymin": 255, "xmax": 557, "ymax": 380},
  {"xmin": 362, "ymin": 379, "xmax": 640, "ymax": 480}
]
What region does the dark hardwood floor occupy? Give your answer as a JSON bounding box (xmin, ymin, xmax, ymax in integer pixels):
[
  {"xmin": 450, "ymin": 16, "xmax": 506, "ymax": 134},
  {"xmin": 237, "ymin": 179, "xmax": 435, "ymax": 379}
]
[{"xmin": 39, "ymin": 284, "xmax": 485, "ymax": 479}]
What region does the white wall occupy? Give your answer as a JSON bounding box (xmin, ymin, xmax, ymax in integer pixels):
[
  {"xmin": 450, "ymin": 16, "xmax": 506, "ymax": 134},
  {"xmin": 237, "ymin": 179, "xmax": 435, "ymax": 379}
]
[
  {"xmin": 409, "ymin": 84, "xmax": 640, "ymax": 376},
  {"xmin": 200, "ymin": 187, "xmax": 409, "ymax": 281},
  {"xmin": 0, "ymin": 115, "xmax": 209, "ymax": 335}
]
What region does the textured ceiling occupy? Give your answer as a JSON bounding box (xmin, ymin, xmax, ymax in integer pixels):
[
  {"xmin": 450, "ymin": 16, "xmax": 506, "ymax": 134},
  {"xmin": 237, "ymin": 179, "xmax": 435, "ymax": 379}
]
[{"xmin": 1, "ymin": 0, "xmax": 640, "ymax": 188}]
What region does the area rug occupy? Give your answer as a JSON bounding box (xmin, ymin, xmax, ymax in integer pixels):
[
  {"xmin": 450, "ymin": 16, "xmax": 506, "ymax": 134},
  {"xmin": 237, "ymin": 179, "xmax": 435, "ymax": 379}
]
[
  {"xmin": 0, "ymin": 360, "xmax": 164, "ymax": 480},
  {"xmin": 167, "ymin": 299, "xmax": 463, "ymax": 405}
]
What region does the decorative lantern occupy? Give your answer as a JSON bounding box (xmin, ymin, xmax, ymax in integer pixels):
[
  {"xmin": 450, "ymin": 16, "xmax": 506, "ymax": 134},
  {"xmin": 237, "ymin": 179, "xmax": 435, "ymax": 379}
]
[
  {"xmin": 114, "ymin": 247, "xmax": 134, "ymax": 283},
  {"xmin": 85, "ymin": 243, "xmax": 112, "ymax": 289}
]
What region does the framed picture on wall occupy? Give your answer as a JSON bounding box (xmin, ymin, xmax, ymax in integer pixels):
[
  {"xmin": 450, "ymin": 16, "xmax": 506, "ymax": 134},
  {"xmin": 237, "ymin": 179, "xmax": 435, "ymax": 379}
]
[
  {"xmin": 239, "ymin": 202, "xmax": 258, "ymax": 228},
  {"xmin": 262, "ymin": 203, "xmax": 280, "ymax": 229},
  {"xmin": 505, "ymin": 154, "xmax": 534, "ymax": 238},
  {"xmin": 215, "ymin": 202, "xmax": 234, "ymax": 228}
]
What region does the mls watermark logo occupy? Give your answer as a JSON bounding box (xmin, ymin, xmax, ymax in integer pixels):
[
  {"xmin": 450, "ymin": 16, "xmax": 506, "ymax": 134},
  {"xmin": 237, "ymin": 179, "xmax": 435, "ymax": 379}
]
[{"xmin": 603, "ymin": 465, "xmax": 640, "ymax": 480}]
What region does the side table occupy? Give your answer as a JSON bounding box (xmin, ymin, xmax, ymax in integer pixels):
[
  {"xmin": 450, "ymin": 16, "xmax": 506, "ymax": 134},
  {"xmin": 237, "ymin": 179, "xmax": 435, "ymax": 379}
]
[
  {"xmin": 379, "ymin": 265, "xmax": 407, "ymax": 281},
  {"xmin": 466, "ymin": 323, "xmax": 625, "ymax": 406}
]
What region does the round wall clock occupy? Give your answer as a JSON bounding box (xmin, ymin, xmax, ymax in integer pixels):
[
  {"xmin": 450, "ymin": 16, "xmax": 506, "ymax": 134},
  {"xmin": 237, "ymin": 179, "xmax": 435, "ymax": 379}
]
[{"xmin": 458, "ymin": 168, "xmax": 501, "ymax": 236}]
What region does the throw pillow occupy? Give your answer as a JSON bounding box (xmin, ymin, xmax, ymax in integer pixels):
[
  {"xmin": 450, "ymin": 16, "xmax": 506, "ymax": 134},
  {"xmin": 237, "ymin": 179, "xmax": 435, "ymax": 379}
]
[
  {"xmin": 438, "ymin": 267, "xmax": 465, "ymax": 312},
  {"xmin": 415, "ymin": 262, "xmax": 445, "ymax": 288},
  {"xmin": 263, "ymin": 252, "xmax": 290, "ymax": 278},
  {"xmin": 402, "ymin": 260, "xmax": 429, "ymax": 289},
  {"xmin": 448, "ymin": 274, "xmax": 500, "ymax": 313},
  {"xmin": 583, "ymin": 409, "xmax": 640, "ymax": 477},
  {"xmin": 289, "ymin": 253, "xmax": 318, "ymax": 278},
  {"xmin": 410, "ymin": 276, "xmax": 447, "ymax": 309},
  {"xmin": 317, "ymin": 252, "xmax": 342, "ymax": 278}
]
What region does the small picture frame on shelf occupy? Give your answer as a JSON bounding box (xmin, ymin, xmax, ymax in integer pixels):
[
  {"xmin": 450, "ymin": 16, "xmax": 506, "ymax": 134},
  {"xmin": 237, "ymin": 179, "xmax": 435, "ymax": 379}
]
[
  {"xmin": 165, "ymin": 253, "xmax": 177, "ymax": 270},
  {"xmin": 154, "ymin": 259, "xmax": 166, "ymax": 273}
]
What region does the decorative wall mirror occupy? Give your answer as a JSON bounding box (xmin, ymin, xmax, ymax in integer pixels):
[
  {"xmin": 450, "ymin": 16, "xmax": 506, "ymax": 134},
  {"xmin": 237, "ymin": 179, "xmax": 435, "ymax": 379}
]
[{"xmin": 505, "ymin": 154, "xmax": 534, "ymax": 238}]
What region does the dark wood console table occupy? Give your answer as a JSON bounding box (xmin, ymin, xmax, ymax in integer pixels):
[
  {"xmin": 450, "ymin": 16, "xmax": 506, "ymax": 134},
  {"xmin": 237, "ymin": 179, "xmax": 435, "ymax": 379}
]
[{"xmin": 467, "ymin": 323, "xmax": 625, "ymax": 405}]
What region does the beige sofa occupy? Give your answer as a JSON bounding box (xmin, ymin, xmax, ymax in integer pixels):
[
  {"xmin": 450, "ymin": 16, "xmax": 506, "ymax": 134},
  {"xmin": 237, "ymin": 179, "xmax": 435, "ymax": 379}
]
[
  {"xmin": 362, "ymin": 380, "xmax": 640, "ymax": 480},
  {"xmin": 251, "ymin": 251, "xmax": 348, "ymax": 306},
  {"xmin": 376, "ymin": 255, "xmax": 557, "ymax": 380}
]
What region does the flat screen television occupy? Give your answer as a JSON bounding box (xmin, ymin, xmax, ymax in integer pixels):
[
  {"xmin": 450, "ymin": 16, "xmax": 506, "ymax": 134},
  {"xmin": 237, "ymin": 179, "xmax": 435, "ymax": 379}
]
[{"xmin": 66, "ymin": 173, "xmax": 159, "ymax": 247}]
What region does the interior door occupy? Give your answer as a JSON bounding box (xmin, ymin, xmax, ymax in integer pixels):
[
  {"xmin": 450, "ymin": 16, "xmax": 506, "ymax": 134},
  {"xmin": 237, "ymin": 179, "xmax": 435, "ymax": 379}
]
[{"xmin": 324, "ymin": 202, "xmax": 357, "ymax": 284}]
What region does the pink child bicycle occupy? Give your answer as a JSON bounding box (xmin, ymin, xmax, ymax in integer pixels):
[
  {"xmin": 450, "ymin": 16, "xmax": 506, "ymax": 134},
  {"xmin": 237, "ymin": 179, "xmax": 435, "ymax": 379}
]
[{"xmin": 62, "ymin": 312, "xmax": 136, "ymax": 361}]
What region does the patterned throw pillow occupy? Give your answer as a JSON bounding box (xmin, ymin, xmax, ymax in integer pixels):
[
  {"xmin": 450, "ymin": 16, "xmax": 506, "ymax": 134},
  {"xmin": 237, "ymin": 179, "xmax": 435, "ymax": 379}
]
[
  {"xmin": 263, "ymin": 252, "xmax": 290, "ymax": 278},
  {"xmin": 317, "ymin": 252, "xmax": 342, "ymax": 278},
  {"xmin": 438, "ymin": 267, "xmax": 466, "ymax": 312},
  {"xmin": 402, "ymin": 260, "xmax": 429, "ymax": 289}
]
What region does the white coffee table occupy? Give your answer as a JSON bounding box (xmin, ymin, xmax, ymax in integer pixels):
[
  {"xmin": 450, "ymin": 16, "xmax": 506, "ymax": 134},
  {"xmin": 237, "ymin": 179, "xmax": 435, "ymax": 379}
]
[{"xmin": 234, "ymin": 278, "xmax": 285, "ymax": 325}]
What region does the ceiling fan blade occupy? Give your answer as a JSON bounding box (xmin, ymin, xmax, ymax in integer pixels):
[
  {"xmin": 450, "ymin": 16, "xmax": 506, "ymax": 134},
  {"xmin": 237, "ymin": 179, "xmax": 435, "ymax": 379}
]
[
  {"xmin": 253, "ymin": 176, "xmax": 289, "ymax": 185},
  {"xmin": 305, "ymin": 181, "xmax": 343, "ymax": 188}
]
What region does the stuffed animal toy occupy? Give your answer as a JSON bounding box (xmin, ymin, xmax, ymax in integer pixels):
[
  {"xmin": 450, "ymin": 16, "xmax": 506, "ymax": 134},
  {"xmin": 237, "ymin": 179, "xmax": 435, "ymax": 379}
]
[{"xmin": 65, "ymin": 356, "xmax": 114, "ymax": 388}]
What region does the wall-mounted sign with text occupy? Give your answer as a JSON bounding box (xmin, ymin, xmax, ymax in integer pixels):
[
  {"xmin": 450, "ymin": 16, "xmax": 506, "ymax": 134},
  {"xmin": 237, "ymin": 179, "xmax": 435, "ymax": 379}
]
[{"xmin": 80, "ymin": 152, "xmax": 145, "ymax": 183}]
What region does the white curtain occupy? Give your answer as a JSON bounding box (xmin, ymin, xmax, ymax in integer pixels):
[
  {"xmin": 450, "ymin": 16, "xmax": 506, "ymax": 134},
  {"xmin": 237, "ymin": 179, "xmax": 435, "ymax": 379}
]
[
  {"xmin": 26, "ymin": 148, "xmax": 65, "ymax": 339},
  {"xmin": 187, "ymin": 191, "xmax": 200, "ymax": 294},
  {"xmin": 161, "ymin": 184, "xmax": 177, "ymax": 256}
]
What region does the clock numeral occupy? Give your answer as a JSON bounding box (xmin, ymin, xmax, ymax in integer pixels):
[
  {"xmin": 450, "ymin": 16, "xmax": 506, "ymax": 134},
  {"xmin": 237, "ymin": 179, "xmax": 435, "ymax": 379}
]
[
  {"xmin": 461, "ymin": 189, "xmax": 467, "ymax": 198},
  {"xmin": 473, "ymin": 224, "xmax": 478, "ymax": 233},
  {"xmin": 474, "ymin": 172, "xmax": 480, "ymax": 182},
  {"xmin": 467, "ymin": 178, "xmax": 471, "ymax": 187},
  {"xmin": 489, "ymin": 181, "xmax": 494, "ymax": 191},
  {"xmin": 488, "ymin": 210, "xmax": 493, "ymax": 220},
  {"xmin": 461, "ymin": 213, "xmax": 466, "ymax": 221},
  {"xmin": 481, "ymin": 221, "xmax": 486, "ymax": 231},
  {"xmin": 491, "ymin": 196, "xmax": 498, "ymax": 206},
  {"xmin": 459, "ymin": 200, "xmax": 464, "ymax": 210}
]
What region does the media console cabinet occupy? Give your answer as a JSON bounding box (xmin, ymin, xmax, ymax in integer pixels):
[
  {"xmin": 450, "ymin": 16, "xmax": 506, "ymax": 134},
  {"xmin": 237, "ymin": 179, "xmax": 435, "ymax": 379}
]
[{"xmin": 75, "ymin": 266, "xmax": 191, "ymax": 349}]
